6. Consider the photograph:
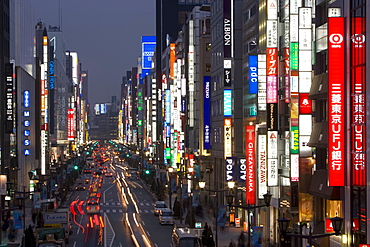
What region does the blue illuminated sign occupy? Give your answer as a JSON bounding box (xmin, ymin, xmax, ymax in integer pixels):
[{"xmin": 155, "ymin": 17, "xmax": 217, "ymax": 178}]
[
  {"xmin": 100, "ymin": 104, "xmax": 107, "ymax": 114},
  {"xmin": 165, "ymin": 90, "xmax": 171, "ymax": 124},
  {"xmin": 224, "ymin": 89, "xmax": 232, "ymax": 117},
  {"xmin": 204, "ymin": 76, "xmax": 211, "ymax": 149},
  {"xmin": 24, "ymin": 111, "xmax": 30, "ymax": 117},
  {"xmin": 166, "ymin": 125, "xmax": 171, "ymax": 138},
  {"xmin": 24, "ymin": 91, "xmax": 30, "ymax": 107},
  {"xmin": 24, "ymin": 149, "xmax": 30, "ymax": 156},
  {"xmin": 142, "ymin": 36, "xmax": 156, "ymax": 70},
  {"xmin": 49, "ymin": 61, "xmax": 55, "ymax": 89},
  {"xmin": 24, "ymin": 120, "xmax": 30, "ymax": 127},
  {"xmin": 248, "ymin": 55, "xmax": 258, "ymax": 94},
  {"xmin": 24, "ymin": 130, "xmax": 30, "ymax": 136},
  {"xmin": 24, "ymin": 140, "xmax": 30, "ymax": 146}
]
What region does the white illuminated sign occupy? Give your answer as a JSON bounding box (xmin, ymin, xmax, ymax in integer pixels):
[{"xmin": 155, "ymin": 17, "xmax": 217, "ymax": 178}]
[{"xmin": 258, "ymin": 135, "xmax": 267, "ymax": 198}]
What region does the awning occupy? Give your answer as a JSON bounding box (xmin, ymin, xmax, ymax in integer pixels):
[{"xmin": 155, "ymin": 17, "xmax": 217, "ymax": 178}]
[
  {"xmin": 309, "ymin": 73, "xmax": 327, "ymax": 100},
  {"xmin": 308, "ymin": 122, "xmax": 327, "ymax": 148},
  {"xmin": 309, "ymin": 170, "xmax": 341, "ymax": 200}
]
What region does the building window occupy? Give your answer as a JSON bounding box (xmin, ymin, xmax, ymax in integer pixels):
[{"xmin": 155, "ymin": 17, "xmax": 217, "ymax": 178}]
[
  {"xmin": 206, "ymin": 63, "xmax": 211, "ymax": 72},
  {"xmin": 206, "ymin": 43, "xmax": 211, "ymax": 51}
]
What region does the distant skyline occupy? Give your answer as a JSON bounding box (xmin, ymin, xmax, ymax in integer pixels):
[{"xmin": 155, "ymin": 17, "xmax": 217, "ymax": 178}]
[{"xmin": 30, "ymin": 0, "xmax": 156, "ymax": 106}]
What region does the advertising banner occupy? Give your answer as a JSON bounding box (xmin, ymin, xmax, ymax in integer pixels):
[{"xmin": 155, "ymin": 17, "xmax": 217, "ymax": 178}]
[
  {"xmin": 204, "ymin": 76, "xmax": 211, "ymax": 149},
  {"xmin": 328, "ymin": 17, "xmax": 345, "ymax": 186},
  {"xmin": 246, "ymin": 125, "xmax": 256, "ymax": 205},
  {"xmin": 351, "ymin": 17, "xmax": 366, "ymax": 186}
]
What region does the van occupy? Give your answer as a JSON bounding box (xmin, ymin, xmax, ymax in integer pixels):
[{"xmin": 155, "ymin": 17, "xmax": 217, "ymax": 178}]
[{"xmin": 172, "ymin": 227, "xmax": 202, "ymax": 247}]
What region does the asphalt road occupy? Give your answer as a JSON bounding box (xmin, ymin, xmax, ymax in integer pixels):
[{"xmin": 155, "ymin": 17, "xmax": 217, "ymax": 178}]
[{"xmin": 65, "ymin": 163, "xmax": 174, "ymax": 247}]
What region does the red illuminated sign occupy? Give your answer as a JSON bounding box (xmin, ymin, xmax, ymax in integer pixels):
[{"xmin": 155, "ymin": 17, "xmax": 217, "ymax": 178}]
[
  {"xmin": 351, "ymin": 17, "xmax": 366, "ymax": 186},
  {"xmin": 267, "ymin": 48, "xmax": 278, "ymax": 103},
  {"xmin": 68, "ymin": 109, "xmax": 74, "ymax": 140},
  {"xmin": 246, "ymin": 125, "xmax": 256, "ymax": 205},
  {"xmin": 299, "ymin": 93, "xmax": 312, "ymax": 114},
  {"xmin": 328, "ymin": 17, "xmax": 345, "ymax": 186}
]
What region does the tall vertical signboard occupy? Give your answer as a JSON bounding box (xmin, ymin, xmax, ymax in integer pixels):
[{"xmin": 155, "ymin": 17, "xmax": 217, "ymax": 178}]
[
  {"xmin": 328, "ymin": 17, "xmax": 345, "ymax": 186},
  {"xmin": 246, "ymin": 126, "xmax": 256, "ymax": 205},
  {"xmin": 204, "ymin": 76, "xmax": 211, "ymax": 149},
  {"xmin": 5, "ymin": 63, "xmax": 14, "ymax": 133},
  {"xmin": 351, "ymin": 17, "xmax": 366, "ymax": 186}
]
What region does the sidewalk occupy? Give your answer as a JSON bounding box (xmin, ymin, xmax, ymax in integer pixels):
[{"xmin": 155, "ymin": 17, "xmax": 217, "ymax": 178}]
[{"xmin": 165, "ymin": 193, "xmax": 245, "ymax": 247}]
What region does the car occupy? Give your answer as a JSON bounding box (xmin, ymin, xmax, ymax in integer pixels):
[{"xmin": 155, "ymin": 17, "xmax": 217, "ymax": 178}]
[
  {"xmin": 105, "ymin": 172, "xmax": 113, "ymax": 177},
  {"xmin": 154, "ymin": 201, "xmax": 167, "ymax": 216},
  {"xmin": 75, "ymin": 183, "xmax": 86, "ymax": 191},
  {"xmin": 84, "ymin": 178, "xmax": 90, "ymax": 184},
  {"xmin": 159, "ymin": 208, "xmax": 174, "ymax": 225},
  {"xmin": 83, "ymin": 169, "xmax": 92, "ymax": 174},
  {"xmin": 86, "ymin": 196, "xmax": 100, "ymax": 214}
]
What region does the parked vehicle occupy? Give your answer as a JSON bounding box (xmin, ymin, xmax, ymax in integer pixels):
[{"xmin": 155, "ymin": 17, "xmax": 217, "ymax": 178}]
[{"xmin": 172, "ymin": 226, "xmax": 202, "ymax": 247}]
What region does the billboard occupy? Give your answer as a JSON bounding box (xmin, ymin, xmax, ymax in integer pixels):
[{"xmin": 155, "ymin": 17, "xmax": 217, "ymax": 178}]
[
  {"xmin": 246, "ymin": 125, "xmax": 256, "ymax": 205},
  {"xmin": 141, "ymin": 36, "xmax": 156, "ymax": 71},
  {"xmin": 328, "ymin": 17, "xmax": 345, "ymax": 186},
  {"xmin": 224, "ymin": 118, "xmax": 232, "ymax": 158},
  {"xmin": 67, "ymin": 109, "xmax": 74, "ymax": 141},
  {"xmin": 248, "ymin": 55, "xmax": 258, "ymax": 94},
  {"xmin": 258, "ymin": 135, "xmax": 267, "ymax": 199},
  {"xmin": 351, "ymin": 17, "xmax": 366, "ymax": 186},
  {"xmin": 224, "ymin": 89, "xmax": 232, "ymax": 117},
  {"xmin": 204, "ymin": 76, "xmax": 211, "ymax": 149}
]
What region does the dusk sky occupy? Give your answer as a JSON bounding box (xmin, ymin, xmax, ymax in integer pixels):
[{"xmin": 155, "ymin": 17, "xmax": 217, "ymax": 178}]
[{"xmin": 30, "ymin": 0, "xmax": 156, "ymax": 106}]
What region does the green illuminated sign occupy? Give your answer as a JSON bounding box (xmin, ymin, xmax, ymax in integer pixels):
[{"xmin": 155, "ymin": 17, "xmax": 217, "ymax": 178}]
[
  {"xmin": 290, "ymin": 43, "xmax": 299, "ymax": 71},
  {"xmin": 291, "ymin": 126, "xmax": 299, "ymax": 154}
]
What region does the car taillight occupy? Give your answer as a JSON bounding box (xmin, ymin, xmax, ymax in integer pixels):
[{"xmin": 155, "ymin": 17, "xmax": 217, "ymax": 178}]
[
  {"xmin": 96, "ymin": 205, "xmax": 100, "ymax": 210},
  {"xmin": 87, "ymin": 206, "xmax": 91, "ymax": 211}
]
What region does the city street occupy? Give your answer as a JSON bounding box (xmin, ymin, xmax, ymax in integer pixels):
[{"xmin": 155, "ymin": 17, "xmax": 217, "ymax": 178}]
[{"xmin": 65, "ymin": 162, "xmax": 173, "ymax": 247}]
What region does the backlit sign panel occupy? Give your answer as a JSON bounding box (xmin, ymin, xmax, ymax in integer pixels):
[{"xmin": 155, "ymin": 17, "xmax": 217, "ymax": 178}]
[
  {"xmin": 224, "ymin": 118, "xmax": 232, "ymax": 158},
  {"xmin": 246, "ymin": 125, "xmax": 256, "ymax": 205},
  {"xmin": 248, "ymin": 55, "xmax": 258, "ymax": 94},
  {"xmin": 223, "ymin": 0, "xmax": 232, "ymax": 58},
  {"xmin": 267, "ymin": 103, "xmax": 278, "ymax": 131},
  {"xmin": 267, "ymin": 131, "xmax": 278, "ymax": 186},
  {"xmin": 225, "ymin": 158, "xmax": 234, "ymax": 181},
  {"xmin": 238, "ymin": 158, "xmax": 246, "ymax": 182},
  {"xmin": 204, "ymin": 76, "xmax": 211, "ymax": 149},
  {"xmin": 142, "ymin": 36, "xmax": 156, "ymax": 70},
  {"xmin": 24, "ymin": 91, "xmax": 30, "ymax": 108},
  {"xmin": 68, "ymin": 109, "xmax": 74, "ymax": 141},
  {"xmin": 224, "ymin": 89, "xmax": 232, "ymax": 117},
  {"xmin": 328, "ymin": 17, "xmax": 345, "ymax": 186},
  {"xmin": 299, "ymin": 93, "xmax": 312, "ymax": 114},
  {"xmin": 258, "ymin": 135, "xmax": 267, "ymax": 198},
  {"xmin": 351, "ymin": 17, "xmax": 366, "ymax": 186}
]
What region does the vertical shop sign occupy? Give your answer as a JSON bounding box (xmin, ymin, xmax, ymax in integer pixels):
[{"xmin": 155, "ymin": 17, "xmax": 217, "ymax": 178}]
[{"xmin": 328, "ymin": 17, "xmax": 345, "ymax": 186}]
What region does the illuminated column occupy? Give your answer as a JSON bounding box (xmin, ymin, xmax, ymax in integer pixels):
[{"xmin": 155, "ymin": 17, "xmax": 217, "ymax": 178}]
[
  {"xmin": 266, "ymin": 0, "xmax": 278, "ymax": 187},
  {"xmin": 41, "ymin": 34, "xmax": 49, "ymax": 176},
  {"xmin": 298, "ymin": 6, "xmax": 313, "ymax": 223}
]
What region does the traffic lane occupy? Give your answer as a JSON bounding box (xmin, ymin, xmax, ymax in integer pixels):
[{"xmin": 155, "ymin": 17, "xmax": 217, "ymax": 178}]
[
  {"xmin": 129, "ymin": 179, "xmax": 173, "ymax": 247},
  {"xmin": 116, "ymin": 174, "xmax": 151, "ymax": 246},
  {"xmin": 102, "ymin": 178, "xmax": 133, "ymax": 246}
]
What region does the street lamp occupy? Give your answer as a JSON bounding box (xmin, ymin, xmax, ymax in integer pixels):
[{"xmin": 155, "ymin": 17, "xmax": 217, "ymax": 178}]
[
  {"xmin": 167, "ymin": 167, "xmax": 174, "ymax": 210},
  {"xmin": 277, "ymin": 215, "xmax": 344, "ymax": 246},
  {"xmin": 227, "ymin": 191, "xmax": 272, "ymax": 247},
  {"xmin": 198, "ymin": 180, "xmax": 235, "ymax": 247}
]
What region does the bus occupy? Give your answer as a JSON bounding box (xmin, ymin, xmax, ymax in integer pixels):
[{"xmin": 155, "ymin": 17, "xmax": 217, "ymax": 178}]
[{"xmin": 172, "ymin": 227, "xmax": 202, "ymax": 247}]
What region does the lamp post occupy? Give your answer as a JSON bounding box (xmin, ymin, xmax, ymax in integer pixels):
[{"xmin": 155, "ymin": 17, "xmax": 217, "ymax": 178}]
[
  {"xmin": 226, "ymin": 191, "xmax": 272, "ymax": 247},
  {"xmin": 277, "ymin": 216, "xmax": 344, "ymax": 247},
  {"xmin": 167, "ymin": 167, "xmax": 174, "ymax": 210},
  {"xmin": 198, "ymin": 180, "xmax": 235, "ymax": 247}
]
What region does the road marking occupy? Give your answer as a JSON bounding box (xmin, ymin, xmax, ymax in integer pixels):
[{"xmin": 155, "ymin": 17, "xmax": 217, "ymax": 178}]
[
  {"xmin": 73, "ymin": 241, "xmax": 77, "ymax": 247},
  {"xmin": 146, "ymin": 231, "xmax": 151, "ymax": 237}
]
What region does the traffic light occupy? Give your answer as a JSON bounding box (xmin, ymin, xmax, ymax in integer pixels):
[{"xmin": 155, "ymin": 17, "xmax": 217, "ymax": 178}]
[
  {"xmin": 74, "ymin": 165, "xmax": 79, "ymax": 170},
  {"xmin": 145, "ymin": 170, "xmax": 150, "ymax": 175},
  {"xmin": 126, "ymin": 153, "xmax": 130, "ymax": 158}
]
